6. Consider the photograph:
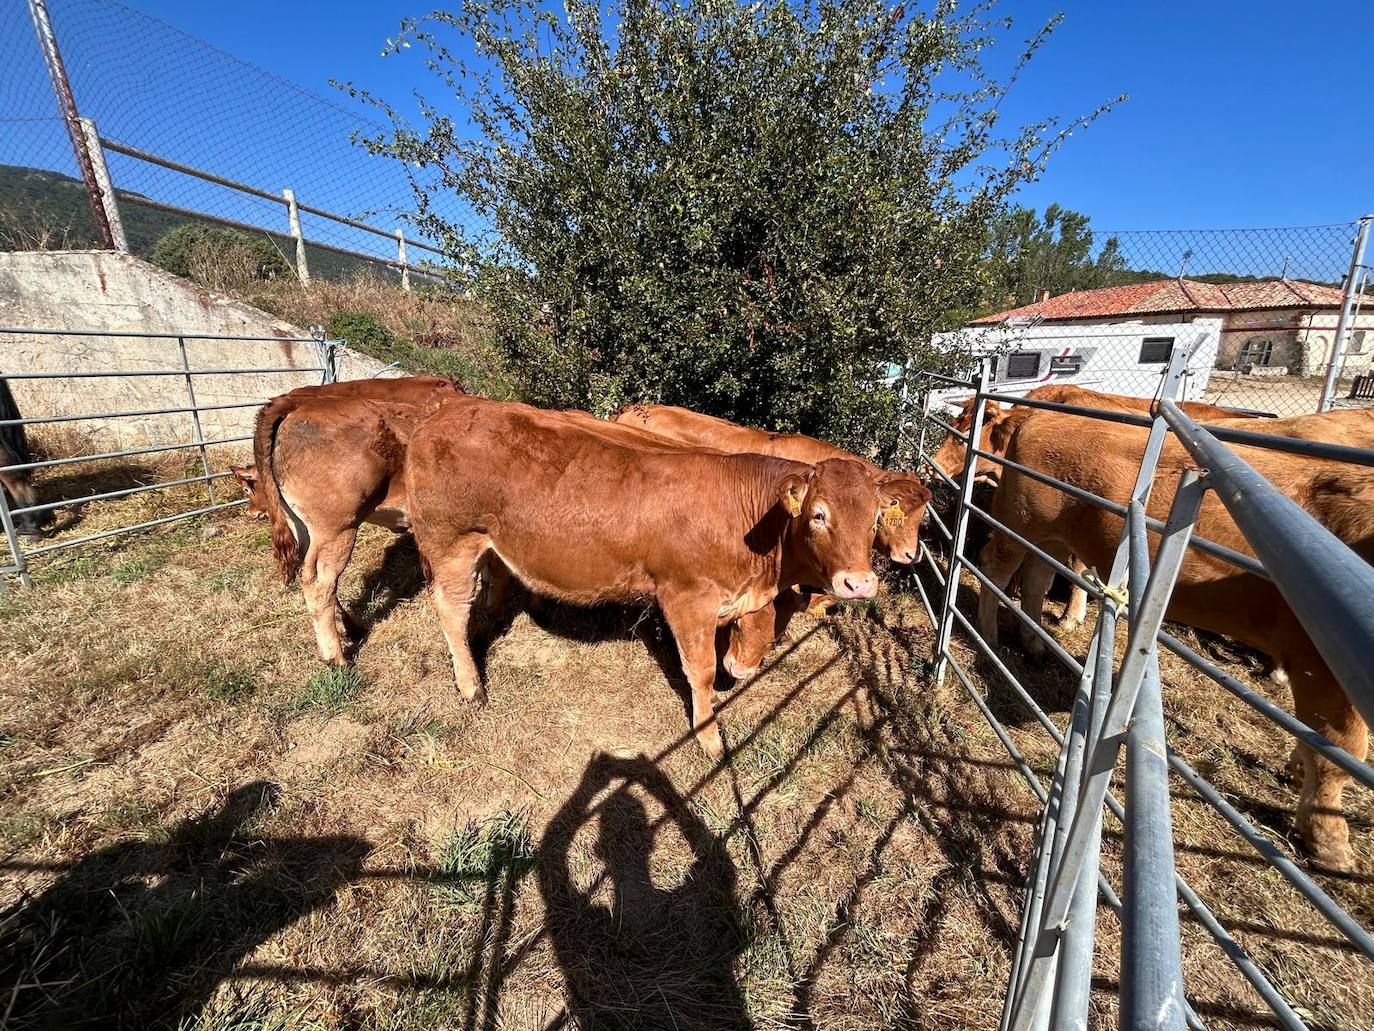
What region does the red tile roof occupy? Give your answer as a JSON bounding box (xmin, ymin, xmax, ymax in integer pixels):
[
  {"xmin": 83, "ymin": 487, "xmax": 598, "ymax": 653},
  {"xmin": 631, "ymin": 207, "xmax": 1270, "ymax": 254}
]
[{"xmin": 972, "ymin": 278, "xmax": 1347, "ymax": 325}]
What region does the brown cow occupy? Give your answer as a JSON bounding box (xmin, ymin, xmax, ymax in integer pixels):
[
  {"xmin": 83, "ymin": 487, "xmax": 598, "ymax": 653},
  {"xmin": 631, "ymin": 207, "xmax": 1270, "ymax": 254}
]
[
  {"xmin": 612, "ymin": 403, "xmax": 930, "ymax": 677},
  {"xmin": 613, "ymin": 404, "xmax": 931, "ymax": 564},
  {"xmin": 251, "ymin": 378, "xmax": 462, "ymax": 662},
  {"xmin": 977, "ymin": 410, "xmax": 1374, "ymax": 870},
  {"xmin": 230, "ymin": 376, "xmax": 462, "ymax": 514},
  {"xmin": 405, "ymin": 397, "xmax": 887, "ymax": 758}
]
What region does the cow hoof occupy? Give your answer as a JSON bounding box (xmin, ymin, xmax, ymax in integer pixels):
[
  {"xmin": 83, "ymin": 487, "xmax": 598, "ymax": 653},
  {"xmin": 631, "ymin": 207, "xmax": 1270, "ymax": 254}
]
[
  {"xmin": 697, "ymin": 729, "xmax": 725, "ymax": 761},
  {"xmin": 1057, "ymin": 616, "xmax": 1081, "ymax": 633},
  {"xmin": 1309, "ymin": 846, "xmax": 1358, "ymax": 875},
  {"xmin": 459, "ymin": 684, "xmax": 488, "ymax": 706}
]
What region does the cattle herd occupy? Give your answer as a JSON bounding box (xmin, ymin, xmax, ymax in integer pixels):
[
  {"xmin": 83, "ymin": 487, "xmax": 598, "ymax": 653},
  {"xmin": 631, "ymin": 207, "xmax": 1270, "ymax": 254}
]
[{"xmin": 227, "ymin": 375, "xmax": 1374, "ymax": 873}]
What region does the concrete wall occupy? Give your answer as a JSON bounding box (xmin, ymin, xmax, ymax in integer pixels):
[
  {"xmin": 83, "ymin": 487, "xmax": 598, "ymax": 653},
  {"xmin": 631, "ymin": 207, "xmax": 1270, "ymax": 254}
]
[{"xmin": 0, "ymin": 250, "xmax": 389, "ymax": 451}]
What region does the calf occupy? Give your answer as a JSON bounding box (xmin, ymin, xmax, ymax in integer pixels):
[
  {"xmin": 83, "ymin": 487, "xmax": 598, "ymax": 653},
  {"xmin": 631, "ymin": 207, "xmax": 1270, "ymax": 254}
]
[
  {"xmin": 613, "ymin": 403, "xmax": 929, "ymax": 676},
  {"xmin": 979, "ymin": 409, "xmax": 1374, "ymax": 870},
  {"xmin": 405, "ymin": 398, "xmax": 886, "ymax": 758},
  {"xmin": 251, "ymin": 378, "xmax": 462, "ymax": 662}
]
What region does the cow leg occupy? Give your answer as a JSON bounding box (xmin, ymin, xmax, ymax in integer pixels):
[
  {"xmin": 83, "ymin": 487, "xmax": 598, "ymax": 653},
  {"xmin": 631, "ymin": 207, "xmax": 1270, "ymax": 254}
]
[
  {"xmin": 1290, "ymin": 668, "xmax": 1365, "ymax": 872},
  {"xmin": 976, "ymin": 533, "xmax": 1027, "ymax": 650},
  {"xmin": 1017, "ymin": 557, "xmax": 1056, "ymax": 656},
  {"xmin": 660, "ymin": 589, "xmax": 725, "ymax": 760},
  {"xmin": 300, "ymin": 527, "xmax": 358, "ymax": 665},
  {"xmin": 428, "ymin": 537, "xmax": 488, "ymax": 704},
  {"xmin": 1059, "ymin": 555, "xmax": 1089, "ymax": 631}
]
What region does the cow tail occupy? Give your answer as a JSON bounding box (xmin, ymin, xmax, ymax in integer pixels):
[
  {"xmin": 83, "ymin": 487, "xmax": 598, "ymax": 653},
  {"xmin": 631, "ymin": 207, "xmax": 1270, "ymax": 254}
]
[{"xmin": 253, "ymin": 396, "xmax": 306, "ymax": 584}]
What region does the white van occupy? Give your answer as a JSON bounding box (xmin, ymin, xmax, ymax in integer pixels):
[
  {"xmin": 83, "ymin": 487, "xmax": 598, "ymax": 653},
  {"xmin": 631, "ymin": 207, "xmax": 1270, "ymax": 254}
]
[{"xmin": 913, "ymin": 318, "xmax": 1222, "ymax": 411}]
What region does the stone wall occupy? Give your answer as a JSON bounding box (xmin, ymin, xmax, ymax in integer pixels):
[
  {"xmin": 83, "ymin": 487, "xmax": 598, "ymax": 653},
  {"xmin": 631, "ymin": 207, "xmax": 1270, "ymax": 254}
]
[{"xmin": 0, "ymin": 250, "xmax": 389, "ymax": 452}]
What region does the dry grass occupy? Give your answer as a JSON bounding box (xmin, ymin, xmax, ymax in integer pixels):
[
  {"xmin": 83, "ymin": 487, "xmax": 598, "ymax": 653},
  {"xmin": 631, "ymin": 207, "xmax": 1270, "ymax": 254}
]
[
  {"xmin": 235, "ymin": 273, "xmax": 508, "ymax": 396},
  {"xmin": 0, "ymin": 484, "xmax": 1370, "ymax": 1029}
]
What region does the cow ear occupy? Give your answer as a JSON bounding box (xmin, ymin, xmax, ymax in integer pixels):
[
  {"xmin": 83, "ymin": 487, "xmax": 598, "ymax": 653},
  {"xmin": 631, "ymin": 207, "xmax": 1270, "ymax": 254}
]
[
  {"xmin": 877, "ymin": 474, "xmax": 932, "ymax": 521},
  {"xmin": 230, "ymin": 464, "xmax": 258, "ymax": 498},
  {"xmin": 776, "ymin": 472, "xmax": 812, "ymax": 517}
]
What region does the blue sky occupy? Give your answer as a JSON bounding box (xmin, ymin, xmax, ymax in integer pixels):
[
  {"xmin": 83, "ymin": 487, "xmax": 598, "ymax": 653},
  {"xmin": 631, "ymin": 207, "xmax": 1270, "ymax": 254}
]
[{"xmin": 102, "ymin": 0, "xmax": 1369, "ymax": 232}]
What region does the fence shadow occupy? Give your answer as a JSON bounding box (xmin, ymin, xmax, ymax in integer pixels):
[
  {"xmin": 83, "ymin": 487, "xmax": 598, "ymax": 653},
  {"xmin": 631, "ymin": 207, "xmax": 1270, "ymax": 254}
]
[{"xmin": 0, "ymin": 781, "xmax": 367, "ymax": 1030}]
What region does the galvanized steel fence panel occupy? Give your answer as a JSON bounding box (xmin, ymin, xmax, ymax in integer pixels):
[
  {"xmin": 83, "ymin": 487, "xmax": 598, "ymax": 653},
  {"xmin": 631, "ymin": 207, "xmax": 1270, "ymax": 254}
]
[{"xmin": 905, "ymin": 344, "xmax": 1374, "ymax": 1029}]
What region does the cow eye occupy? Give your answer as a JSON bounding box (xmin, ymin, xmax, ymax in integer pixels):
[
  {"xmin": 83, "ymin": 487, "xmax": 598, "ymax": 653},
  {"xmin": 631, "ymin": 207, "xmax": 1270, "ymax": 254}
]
[{"xmin": 811, "ymin": 510, "xmax": 826, "ymax": 526}]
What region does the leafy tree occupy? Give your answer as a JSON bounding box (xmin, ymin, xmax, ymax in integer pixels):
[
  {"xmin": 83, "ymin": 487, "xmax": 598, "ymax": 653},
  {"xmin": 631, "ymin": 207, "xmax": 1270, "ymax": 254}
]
[
  {"xmin": 983, "ymin": 203, "xmax": 1126, "ymax": 311},
  {"xmin": 345, "ymin": 0, "xmax": 1116, "ymax": 457}
]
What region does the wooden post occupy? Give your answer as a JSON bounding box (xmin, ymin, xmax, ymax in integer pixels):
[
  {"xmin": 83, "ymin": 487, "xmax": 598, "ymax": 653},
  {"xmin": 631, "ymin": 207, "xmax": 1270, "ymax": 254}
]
[{"xmin": 283, "ymin": 188, "xmax": 310, "ymax": 285}]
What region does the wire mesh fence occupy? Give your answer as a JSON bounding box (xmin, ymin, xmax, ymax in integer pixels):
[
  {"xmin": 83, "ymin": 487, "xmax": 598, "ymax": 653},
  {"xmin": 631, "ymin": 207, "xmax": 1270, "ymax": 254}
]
[
  {"xmin": 966, "ymin": 217, "xmax": 1374, "ymax": 418},
  {"xmin": 1, "ymin": 0, "xmax": 484, "ymax": 280}
]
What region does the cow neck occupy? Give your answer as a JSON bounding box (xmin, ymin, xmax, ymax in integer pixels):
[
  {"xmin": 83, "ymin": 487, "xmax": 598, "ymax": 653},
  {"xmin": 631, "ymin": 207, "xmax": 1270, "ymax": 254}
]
[{"xmin": 735, "ymin": 456, "xmax": 813, "ymax": 590}]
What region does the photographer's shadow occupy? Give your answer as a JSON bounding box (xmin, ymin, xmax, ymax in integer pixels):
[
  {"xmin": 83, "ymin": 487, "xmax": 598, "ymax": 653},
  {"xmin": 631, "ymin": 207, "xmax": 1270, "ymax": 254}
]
[
  {"xmin": 539, "ymin": 753, "xmax": 752, "ymax": 1030},
  {"xmin": 0, "ymin": 782, "xmax": 367, "ymax": 1030}
]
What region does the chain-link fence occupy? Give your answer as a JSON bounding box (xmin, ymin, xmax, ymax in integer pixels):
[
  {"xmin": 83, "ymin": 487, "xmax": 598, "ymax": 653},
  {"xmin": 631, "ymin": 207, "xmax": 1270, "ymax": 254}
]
[
  {"xmin": 1, "ymin": 0, "xmax": 484, "ymax": 282},
  {"xmin": 960, "ymin": 218, "xmax": 1374, "ymax": 418}
]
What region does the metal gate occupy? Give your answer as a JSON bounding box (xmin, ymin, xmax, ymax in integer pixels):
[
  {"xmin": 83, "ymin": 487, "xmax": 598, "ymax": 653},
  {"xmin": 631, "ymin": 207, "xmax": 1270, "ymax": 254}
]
[
  {"xmin": 0, "ymin": 326, "xmax": 341, "ymax": 585},
  {"xmin": 905, "ymin": 345, "xmax": 1374, "ymax": 1029}
]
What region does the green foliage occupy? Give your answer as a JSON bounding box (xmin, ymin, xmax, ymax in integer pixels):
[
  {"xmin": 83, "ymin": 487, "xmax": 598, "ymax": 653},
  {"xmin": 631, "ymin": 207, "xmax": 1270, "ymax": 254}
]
[
  {"xmin": 152, "ymin": 223, "xmax": 292, "ymax": 289},
  {"xmin": 983, "ymin": 203, "xmax": 1127, "ymax": 312},
  {"xmin": 325, "ymin": 310, "xmax": 489, "ymax": 387},
  {"xmin": 344, "ymin": 0, "xmax": 1117, "ymax": 457},
  {"xmin": 433, "ymin": 810, "xmax": 536, "ymax": 909}
]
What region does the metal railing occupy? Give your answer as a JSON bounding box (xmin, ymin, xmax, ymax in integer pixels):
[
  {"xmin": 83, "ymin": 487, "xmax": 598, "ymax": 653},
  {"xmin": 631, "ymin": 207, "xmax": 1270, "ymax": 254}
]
[
  {"xmin": 0, "ymin": 326, "xmax": 342, "ymax": 585},
  {"xmin": 905, "ymin": 345, "xmax": 1374, "ymax": 1030}
]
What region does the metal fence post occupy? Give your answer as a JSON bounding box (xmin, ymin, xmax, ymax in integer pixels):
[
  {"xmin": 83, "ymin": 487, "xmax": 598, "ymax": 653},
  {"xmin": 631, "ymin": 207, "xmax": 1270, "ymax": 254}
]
[
  {"xmin": 397, "ymin": 228, "xmax": 411, "ymax": 292},
  {"xmin": 933, "ymin": 358, "xmax": 990, "ymax": 685},
  {"xmin": 78, "ymin": 118, "xmax": 127, "ymax": 253},
  {"xmin": 1319, "ymin": 214, "xmax": 1372, "ymax": 413},
  {"xmin": 177, "ymin": 337, "xmax": 214, "ymax": 505},
  {"xmin": 283, "ymin": 188, "xmax": 310, "ymax": 285},
  {"xmin": 1122, "ymin": 498, "xmax": 1186, "ymax": 1031},
  {"xmin": 0, "ymin": 483, "xmax": 32, "ymax": 588},
  {"xmin": 27, "ymin": 0, "xmax": 115, "ymax": 250}
]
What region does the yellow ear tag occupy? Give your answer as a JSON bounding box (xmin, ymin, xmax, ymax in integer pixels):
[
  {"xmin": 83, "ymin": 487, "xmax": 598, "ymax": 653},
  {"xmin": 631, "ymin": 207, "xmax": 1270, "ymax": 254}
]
[
  {"xmin": 783, "ymin": 492, "xmax": 803, "ymax": 517},
  {"xmin": 880, "ymin": 501, "xmax": 906, "ymax": 527}
]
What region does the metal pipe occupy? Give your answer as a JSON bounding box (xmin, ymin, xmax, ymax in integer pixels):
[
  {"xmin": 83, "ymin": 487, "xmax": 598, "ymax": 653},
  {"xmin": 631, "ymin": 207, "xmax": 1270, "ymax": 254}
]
[
  {"xmin": 951, "ymin": 559, "xmax": 1085, "ymax": 677},
  {"xmin": 0, "ymin": 366, "xmax": 324, "ymax": 380},
  {"xmin": 1159, "ymin": 401, "xmax": 1374, "ymax": 729},
  {"xmin": 11, "ymin": 471, "xmax": 232, "ymax": 517},
  {"xmin": 0, "ymin": 399, "xmax": 264, "ymax": 428},
  {"xmin": 79, "ymin": 118, "xmax": 126, "ymax": 251},
  {"xmin": 933, "ymin": 358, "xmax": 990, "ymax": 685},
  {"xmin": 1319, "ymin": 215, "xmax": 1372, "ymax": 413},
  {"xmin": 1042, "ymin": 471, "xmax": 1204, "ymax": 933},
  {"xmin": 0, "ymin": 327, "xmax": 317, "ymax": 342},
  {"xmin": 178, "ymin": 337, "xmax": 215, "ymax": 505},
  {"xmin": 1122, "ymin": 499, "xmax": 1186, "ymax": 1031},
  {"xmin": 27, "ymin": 0, "xmax": 113, "ymax": 248},
  {"xmin": 0, "ymin": 477, "xmax": 32, "ymax": 586},
  {"xmin": 21, "ymin": 500, "xmax": 246, "ymax": 558},
  {"xmin": 0, "ymin": 435, "xmax": 253, "ymax": 475}
]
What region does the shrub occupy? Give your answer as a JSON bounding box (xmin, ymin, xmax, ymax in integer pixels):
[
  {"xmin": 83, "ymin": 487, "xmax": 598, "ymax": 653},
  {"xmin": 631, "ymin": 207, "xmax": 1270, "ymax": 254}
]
[
  {"xmin": 325, "ymin": 309, "xmax": 487, "ymax": 386},
  {"xmin": 345, "ymin": 0, "xmax": 1115, "ymax": 458},
  {"xmin": 152, "ymin": 223, "xmax": 292, "ymax": 291}
]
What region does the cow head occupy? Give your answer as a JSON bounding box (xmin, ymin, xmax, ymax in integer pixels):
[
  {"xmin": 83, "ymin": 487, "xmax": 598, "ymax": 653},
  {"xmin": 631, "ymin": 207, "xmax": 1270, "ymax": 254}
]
[
  {"xmin": 928, "ymin": 398, "xmax": 1015, "ymax": 484},
  {"xmin": 778, "ymin": 457, "xmax": 881, "ymax": 600},
  {"xmin": 872, "ymin": 472, "xmax": 931, "ymax": 564},
  {"xmin": 229, "ymin": 464, "xmax": 267, "ymax": 519}
]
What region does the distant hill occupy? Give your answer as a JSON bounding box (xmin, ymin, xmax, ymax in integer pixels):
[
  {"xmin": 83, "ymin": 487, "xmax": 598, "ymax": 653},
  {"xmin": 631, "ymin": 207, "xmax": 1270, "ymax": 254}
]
[{"xmin": 0, "ymin": 163, "xmax": 388, "ymax": 283}]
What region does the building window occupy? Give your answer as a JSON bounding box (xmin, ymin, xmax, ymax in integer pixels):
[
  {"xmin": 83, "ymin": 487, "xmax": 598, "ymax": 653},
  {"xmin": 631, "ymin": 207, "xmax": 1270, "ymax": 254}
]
[
  {"xmin": 1239, "ymin": 339, "xmax": 1274, "ymax": 367},
  {"xmin": 1138, "ymin": 337, "xmax": 1174, "ymax": 363},
  {"xmin": 1351, "ymin": 330, "xmax": 1368, "ymax": 355},
  {"xmin": 1004, "ymin": 352, "xmax": 1041, "ymax": 380},
  {"xmin": 1049, "ymin": 354, "xmax": 1083, "ymax": 375}
]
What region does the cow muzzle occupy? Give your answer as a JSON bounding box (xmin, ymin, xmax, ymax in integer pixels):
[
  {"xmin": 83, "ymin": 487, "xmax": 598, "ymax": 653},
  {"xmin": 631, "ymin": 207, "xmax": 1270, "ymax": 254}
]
[{"xmin": 830, "ymin": 570, "xmax": 878, "ymax": 600}]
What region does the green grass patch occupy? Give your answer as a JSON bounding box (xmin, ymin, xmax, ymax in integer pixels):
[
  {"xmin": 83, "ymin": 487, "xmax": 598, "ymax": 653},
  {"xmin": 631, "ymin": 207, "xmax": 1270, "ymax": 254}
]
[
  {"xmin": 35, "ymin": 554, "xmax": 102, "ymax": 584},
  {"xmin": 433, "ymin": 810, "xmax": 536, "ymax": 910},
  {"xmin": 290, "ymin": 667, "xmax": 365, "ymax": 716},
  {"xmin": 111, "ymin": 554, "xmax": 166, "ymax": 585}
]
